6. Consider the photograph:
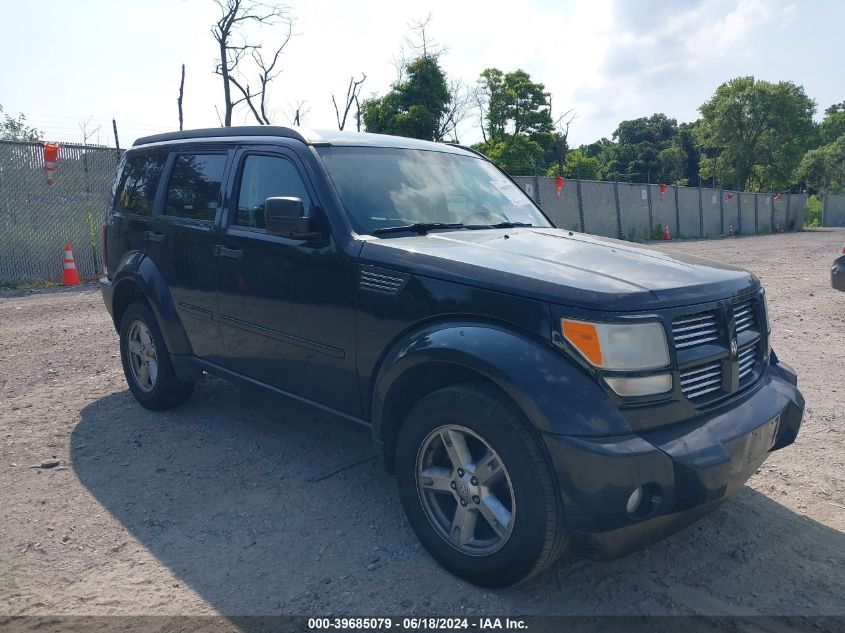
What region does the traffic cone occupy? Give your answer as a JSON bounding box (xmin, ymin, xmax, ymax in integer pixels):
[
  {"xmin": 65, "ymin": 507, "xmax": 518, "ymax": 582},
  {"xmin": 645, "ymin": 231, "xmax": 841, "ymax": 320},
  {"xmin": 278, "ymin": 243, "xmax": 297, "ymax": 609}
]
[
  {"xmin": 663, "ymin": 225, "xmax": 671, "ymax": 240},
  {"xmin": 62, "ymin": 244, "xmax": 80, "ymax": 286}
]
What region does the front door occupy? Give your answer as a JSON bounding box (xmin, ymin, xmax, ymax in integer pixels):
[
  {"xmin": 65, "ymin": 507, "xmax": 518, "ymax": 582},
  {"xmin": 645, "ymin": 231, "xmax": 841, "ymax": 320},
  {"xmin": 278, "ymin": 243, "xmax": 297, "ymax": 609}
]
[
  {"xmin": 214, "ymin": 148, "xmax": 360, "ymax": 415},
  {"xmin": 143, "ymin": 150, "xmax": 229, "ymax": 362}
]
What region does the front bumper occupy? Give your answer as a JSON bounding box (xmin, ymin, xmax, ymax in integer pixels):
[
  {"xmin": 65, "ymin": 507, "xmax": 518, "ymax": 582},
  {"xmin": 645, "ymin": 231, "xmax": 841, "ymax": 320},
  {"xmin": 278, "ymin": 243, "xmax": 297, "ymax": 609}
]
[{"xmin": 543, "ymin": 361, "xmax": 804, "ymax": 560}]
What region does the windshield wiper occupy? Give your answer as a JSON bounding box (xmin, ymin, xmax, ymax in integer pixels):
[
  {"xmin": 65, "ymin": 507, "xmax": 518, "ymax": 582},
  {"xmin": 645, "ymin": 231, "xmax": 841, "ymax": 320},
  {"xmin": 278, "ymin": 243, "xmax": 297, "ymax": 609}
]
[
  {"xmin": 489, "ymin": 221, "xmax": 533, "ymax": 229},
  {"xmin": 372, "ymin": 222, "xmax": 465, "ymax": 235},
  {"xmin": 464, "ymin": 221, "xmax": 535, "ymax": 230}
]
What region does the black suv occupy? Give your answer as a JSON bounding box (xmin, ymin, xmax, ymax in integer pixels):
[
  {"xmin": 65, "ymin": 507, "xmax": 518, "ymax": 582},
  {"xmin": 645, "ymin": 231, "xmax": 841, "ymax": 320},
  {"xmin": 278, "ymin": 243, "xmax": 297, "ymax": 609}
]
[{"xmin": 101, "ymin": 127, "xmax": 804, "ymax": 587}]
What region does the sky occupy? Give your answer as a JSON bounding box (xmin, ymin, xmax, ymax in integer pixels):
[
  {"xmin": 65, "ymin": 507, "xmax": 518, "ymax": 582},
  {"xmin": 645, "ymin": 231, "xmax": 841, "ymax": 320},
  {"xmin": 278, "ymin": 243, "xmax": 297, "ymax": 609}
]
[{"xmin": 1, "ymin": 0, "xmax": 843, "ymax": 148}]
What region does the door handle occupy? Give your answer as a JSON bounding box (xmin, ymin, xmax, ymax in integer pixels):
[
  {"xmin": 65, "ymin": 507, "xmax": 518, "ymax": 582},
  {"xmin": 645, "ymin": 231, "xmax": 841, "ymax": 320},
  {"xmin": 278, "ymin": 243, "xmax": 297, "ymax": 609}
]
[
  {"xmin": 144, "ymin": 230, "xmax": 166, "ymax": 243},
  {"xmin": 214, "ymin": 245, "xmax": 244, "ymax": 260}
]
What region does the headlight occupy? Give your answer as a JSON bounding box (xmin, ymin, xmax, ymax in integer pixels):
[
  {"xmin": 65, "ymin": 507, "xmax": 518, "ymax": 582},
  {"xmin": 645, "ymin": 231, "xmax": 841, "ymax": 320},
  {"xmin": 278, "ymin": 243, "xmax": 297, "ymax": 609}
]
[
  {"xmin": 604, "ymin": 374, "xmax": 673, "ymax": 397},
  {"xmin": 561, "ymin": 319, "xmax": 670, "ymax": 370}
]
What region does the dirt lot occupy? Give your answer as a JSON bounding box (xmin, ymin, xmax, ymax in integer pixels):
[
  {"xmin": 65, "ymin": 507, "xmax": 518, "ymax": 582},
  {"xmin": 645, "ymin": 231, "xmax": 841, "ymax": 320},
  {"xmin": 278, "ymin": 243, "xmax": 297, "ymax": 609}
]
[{"xmin": 1, "ymin": 228, "xmax": 843, "ymax": 617}]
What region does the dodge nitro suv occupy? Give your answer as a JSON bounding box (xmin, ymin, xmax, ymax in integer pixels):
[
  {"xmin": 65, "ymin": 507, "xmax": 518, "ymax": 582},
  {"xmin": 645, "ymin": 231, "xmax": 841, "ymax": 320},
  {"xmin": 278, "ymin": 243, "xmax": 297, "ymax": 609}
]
[{"xmin": 101, "ymin": 127, "xmax": 804, "ymax": 587}]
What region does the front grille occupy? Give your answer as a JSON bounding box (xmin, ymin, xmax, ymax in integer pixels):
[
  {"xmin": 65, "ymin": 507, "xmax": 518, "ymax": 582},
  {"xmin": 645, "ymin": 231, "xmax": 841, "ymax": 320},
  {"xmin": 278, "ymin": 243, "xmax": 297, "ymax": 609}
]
[
  {"xmin": 738, "ymin": 344, "xmax": 756, "ymax": 380},
  {"xmin": 671, "ymin": 296, "xmax": 766, "ymax": 406},
  {"xmin": 679, "ymin": 360, "xmax": 722, "ymax": 400},
  {"xmin": 672, "ymin": 312, "xmax": 718, "ymax": 349},
  {"xmin": 732, "ymin": 301, "xmax": 757, "ymax": 333}
]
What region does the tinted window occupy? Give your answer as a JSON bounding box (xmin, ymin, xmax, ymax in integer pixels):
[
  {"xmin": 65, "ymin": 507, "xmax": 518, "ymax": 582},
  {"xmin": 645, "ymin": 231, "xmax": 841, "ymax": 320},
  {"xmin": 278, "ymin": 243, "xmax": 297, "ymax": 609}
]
[
  {"xmin": 163, "ymin": 154, "xmax": 227, "ymax": 221},
  {"xmin": 235, "ymin": 154, "xmax": 314, "ymax": 229},
  {"xmin": 115, "ymin": 152, "xmax": 166, "ymax": 215}
]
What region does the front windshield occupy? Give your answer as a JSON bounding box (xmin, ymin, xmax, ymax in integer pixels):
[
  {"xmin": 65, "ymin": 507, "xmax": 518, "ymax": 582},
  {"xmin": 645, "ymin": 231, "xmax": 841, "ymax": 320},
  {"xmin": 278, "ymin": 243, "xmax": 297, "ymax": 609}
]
[{"xmin": 317, "ymin": 146, "xmax": 553, "ymax": 235}]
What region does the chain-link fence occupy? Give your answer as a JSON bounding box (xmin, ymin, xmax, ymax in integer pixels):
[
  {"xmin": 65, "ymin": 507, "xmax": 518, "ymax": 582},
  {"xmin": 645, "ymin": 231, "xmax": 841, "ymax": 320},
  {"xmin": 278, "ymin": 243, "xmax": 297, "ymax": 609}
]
[
  {"xmin": 513, "ymin": 176, "xmax": 809, "ymax": 240},
  {"xmin": 0, "ymin": 140, "xmax": 121, "ymax": 285}
]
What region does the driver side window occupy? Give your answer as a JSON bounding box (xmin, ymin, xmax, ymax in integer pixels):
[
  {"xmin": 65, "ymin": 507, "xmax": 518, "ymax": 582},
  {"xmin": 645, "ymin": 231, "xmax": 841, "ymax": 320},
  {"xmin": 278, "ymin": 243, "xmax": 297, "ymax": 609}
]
[{"xmin": 235, "ymin": 154, "xmax": 313, "ymax": 229}]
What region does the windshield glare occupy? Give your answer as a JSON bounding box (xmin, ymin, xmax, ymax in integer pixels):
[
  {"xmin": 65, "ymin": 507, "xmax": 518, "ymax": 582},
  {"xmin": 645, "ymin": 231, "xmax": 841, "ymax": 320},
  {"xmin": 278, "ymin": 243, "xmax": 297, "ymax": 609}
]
[{"xmin": 317, "ymin": 147, "xmax": 552, "ymax": 235}]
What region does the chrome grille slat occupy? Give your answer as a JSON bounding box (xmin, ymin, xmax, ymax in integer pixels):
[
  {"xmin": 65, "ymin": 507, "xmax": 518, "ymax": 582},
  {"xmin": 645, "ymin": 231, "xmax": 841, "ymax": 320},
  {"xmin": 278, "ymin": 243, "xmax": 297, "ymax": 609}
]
[
  {"xmin": 685, "ymin": 383, "xmax": 722, "ymax": 399},
  {"xmin": 732, "ymin": 301, "xmax": 757, "ymax": 333},
  {"xmin": 679, "ymin": 361, "xmax": 722, "ymax": 399},
  {"xmin": 672, "ymin": 311, "xmax": 719, "ymax": 350}
]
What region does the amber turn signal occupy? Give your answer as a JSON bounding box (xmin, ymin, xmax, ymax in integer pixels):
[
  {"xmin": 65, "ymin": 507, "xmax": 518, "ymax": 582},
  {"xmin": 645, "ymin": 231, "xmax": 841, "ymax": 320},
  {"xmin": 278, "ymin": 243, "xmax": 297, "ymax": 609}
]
[{"xmin": 562, "ymin": 320, "xmax": 603, "ymax": 366}]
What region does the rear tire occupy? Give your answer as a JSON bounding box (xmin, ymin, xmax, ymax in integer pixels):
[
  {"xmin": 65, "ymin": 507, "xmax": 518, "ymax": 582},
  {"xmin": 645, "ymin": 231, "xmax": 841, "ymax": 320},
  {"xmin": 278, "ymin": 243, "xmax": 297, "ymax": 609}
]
[
  {"xmin": 119, "ymin": 301, "xmax": 194, "ymax": 410},
  {"xmin": 395, "ymin": 383, "xmax": 567, "ymax": 587}
]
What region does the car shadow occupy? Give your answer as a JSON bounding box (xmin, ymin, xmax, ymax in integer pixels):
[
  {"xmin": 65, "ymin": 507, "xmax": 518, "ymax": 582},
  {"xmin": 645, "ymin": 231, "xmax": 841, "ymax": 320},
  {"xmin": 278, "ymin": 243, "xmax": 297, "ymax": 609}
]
[{"xmin": 71, "ymin": 379, "xmax": 845, "ymax": 618}]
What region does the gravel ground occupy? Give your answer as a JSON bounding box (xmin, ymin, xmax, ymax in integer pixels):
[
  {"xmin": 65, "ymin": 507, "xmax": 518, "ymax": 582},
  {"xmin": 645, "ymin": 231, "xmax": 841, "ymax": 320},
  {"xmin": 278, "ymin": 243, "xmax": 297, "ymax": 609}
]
[{"xmin": 1, "ymin": 228, "xmax": 843, "ymax": 617}]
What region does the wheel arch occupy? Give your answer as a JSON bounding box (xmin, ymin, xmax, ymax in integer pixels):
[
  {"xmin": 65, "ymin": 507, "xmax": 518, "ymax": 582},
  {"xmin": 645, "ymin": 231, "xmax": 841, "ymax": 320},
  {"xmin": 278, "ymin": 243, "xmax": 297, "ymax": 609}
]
[
  {"xmin": 371, "ymin": 322, "xmax": 630, "ymax": 473},
  {"xmin": 109, "ymin": 255, "xmax": 193, "ymax": 357}
]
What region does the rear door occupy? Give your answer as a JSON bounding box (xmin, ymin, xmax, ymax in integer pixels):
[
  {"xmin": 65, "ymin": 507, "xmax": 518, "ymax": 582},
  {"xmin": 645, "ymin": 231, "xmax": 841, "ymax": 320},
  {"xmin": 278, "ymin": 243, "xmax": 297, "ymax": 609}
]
[
  {"xmin": 214, "ymin": 146, "xmax": 360, "ymax": 415},
  {"xmin": 142, "ymin": 148, "xmax": 230, "ymax": 362}
]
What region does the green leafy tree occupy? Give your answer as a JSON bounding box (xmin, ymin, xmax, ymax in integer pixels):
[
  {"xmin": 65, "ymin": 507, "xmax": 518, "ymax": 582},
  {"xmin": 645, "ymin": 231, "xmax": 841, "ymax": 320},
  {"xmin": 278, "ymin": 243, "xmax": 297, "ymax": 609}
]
[
  {"xmin": 0, "ymin": 104, "xmax": 41, "ymax": 141},
  {"xmin": 547, "ymin": 148, "xmax": 601, "ymax": 180},
  {"xmin": 696, "ymin": 76, "xmax": 816, "ymax": 191},
  {"xmin": 473, "ymin": 68, "xmax": 554, "ymax": 173},
  {"xmin": 796, "ymin": 134, "xmax": 845, "ymax": 193},
  {"xmin": 820, "ymin": 101, "xmax": 845, "ymax": 144},
  {"xmin": 600, "ymin": 114, "xmax": 683, "ymax": 183},
  {"xmin": 362, "ymin": 55, "xmax": 450, "ymax": 141}
]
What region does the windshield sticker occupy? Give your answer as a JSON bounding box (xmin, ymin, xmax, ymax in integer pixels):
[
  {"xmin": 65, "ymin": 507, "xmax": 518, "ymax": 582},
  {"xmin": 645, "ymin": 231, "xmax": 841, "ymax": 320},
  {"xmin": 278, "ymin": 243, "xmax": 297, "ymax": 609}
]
[
  {"xmin": 490, "ymin": 179, "xmax": 530, "ymax": 207},
  {"xmin": 446, "ymin": 195, "xmax": 467, "ymax": 214}
]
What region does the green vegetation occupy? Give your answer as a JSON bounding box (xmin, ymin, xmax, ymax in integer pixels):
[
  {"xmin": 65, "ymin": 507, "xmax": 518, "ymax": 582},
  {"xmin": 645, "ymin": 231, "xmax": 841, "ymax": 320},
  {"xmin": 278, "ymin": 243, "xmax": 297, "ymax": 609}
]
[
  {"xmin": 804, "ymin": 195, "xmax": 823, "ymax": 227},
  {"xmin": 0, "ymin": 104, "xmax": 41, "ymax": 141}
]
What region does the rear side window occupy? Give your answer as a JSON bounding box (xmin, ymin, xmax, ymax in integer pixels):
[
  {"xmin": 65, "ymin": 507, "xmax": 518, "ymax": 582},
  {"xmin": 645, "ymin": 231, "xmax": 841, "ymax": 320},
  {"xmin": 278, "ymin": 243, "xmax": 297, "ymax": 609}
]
[
  {"xmin": 163, "ymin": 153, "xmax": 227, "ymax": 222},
  {"xmin": 115, "ymin": 152, "xmax": 166, "ymax": 215},
  {"xmin": 235, "ymin": 154, "xmax": 314, "ymax": 229}
]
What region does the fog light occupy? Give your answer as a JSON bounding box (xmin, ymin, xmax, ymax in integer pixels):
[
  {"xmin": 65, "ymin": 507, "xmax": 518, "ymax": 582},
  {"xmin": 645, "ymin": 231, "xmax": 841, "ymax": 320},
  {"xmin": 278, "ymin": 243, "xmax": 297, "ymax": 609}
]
[
  {"xmin": 605, "ymin": 374, "xmax": 672, "ymax": 397},
  {"xmin": 626, "ymin": 486, "xmax": 643, "ymax": 514}
]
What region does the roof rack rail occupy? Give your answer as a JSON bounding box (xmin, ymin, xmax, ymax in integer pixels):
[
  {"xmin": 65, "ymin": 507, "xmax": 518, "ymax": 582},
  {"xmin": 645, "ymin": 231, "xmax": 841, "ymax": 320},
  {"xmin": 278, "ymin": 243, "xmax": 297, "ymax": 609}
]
[{"xmin": 133, "ymin": 126, "xmax": 311, "ymax": 147}]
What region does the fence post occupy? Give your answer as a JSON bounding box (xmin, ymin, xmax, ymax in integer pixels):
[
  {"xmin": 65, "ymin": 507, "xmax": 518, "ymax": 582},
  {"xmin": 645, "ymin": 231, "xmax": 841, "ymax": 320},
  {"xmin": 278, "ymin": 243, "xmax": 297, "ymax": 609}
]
[
  {"xmin": 786, "ymin": 193, "xmax": 792, "ymax": 231},
  {"xmin": 719, "ymin": 188, "xmax": 725, "ymax": 235},
  {"xmin": 754, "ymin": 193, "xmax": 759, "ymax": 233},
  {"xmin": 613, "ymin": 180, "xmax": 623, "ymax": 239},
  {"xmin": 737, "ymin": 193, "xmax": 742, "ymax": 235},
  {"xmin": 770, "ymin": 191, "xmax": 775, "ymax": 231},
  {"xmin": 646, "ymin": 182, "xmax": 654, "ymax": 236},
  {"xmin": 576, "ymin": 177, "xmax": 585, "ymax": 233},
  {"xmin": 673, "ymin": 184, "xmax": 681, "ymax": 238},
  {"xmin": 698, "ymin": 184, "xmax": 704, "ymax": 238},
  {"xmin": 822, "ymin": 189, "xmax": 829, "ymax": 226},
  {"xmin": 532, "ymin": 173, "xmax": 541, "ymax": 207}
]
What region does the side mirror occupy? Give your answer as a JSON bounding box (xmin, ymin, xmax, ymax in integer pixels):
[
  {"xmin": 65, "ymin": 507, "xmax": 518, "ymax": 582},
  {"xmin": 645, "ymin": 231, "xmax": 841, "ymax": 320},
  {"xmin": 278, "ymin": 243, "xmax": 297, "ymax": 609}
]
[{"xmin": 264, "ymin": 197, "xmax": 319, "ymax": 240}]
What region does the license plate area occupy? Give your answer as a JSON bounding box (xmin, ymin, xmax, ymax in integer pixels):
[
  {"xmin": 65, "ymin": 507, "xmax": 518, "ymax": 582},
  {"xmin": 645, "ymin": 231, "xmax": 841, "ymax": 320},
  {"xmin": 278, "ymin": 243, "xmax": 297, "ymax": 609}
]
[{"xmin": 728, "ymin": 414, "xmax": 780, "ymax": 475}]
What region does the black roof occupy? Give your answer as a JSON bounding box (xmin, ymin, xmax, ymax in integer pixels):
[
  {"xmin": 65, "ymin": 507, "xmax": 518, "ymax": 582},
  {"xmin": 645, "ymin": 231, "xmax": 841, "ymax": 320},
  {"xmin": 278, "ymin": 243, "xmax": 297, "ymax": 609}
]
[{"xmin": 132, "ymin": 126, "xmax": 479, "ymax": 158}]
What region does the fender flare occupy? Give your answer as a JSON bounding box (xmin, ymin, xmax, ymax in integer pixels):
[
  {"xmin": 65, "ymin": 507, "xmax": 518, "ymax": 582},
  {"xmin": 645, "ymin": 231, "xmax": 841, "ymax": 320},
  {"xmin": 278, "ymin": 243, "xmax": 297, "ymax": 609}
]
[
  {"xmin": 110, "ymin": 254, "xmax": 193, "ymax": 356},
  {"xmin": 371, "ymin": 322, "xmax": 631, "ymax": 467}
]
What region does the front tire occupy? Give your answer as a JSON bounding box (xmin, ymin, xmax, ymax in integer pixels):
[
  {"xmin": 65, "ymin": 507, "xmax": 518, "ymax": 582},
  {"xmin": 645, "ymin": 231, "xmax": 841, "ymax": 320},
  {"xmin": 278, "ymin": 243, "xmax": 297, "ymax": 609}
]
[
  {"xmin": 119, "ymin": 301, "xmax": 194, "ymax": 410},
  {"xmin": 395, "ymin": 383, "xmax": 567, "ymax": 587}
]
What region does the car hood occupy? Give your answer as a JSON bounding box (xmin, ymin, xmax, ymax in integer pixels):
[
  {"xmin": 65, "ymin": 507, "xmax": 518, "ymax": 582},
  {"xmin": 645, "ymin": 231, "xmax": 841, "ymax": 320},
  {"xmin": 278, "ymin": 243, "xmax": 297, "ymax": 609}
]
[{"xmin": 359, "ymin": 228, "xmax": 759, "ymax": 311}]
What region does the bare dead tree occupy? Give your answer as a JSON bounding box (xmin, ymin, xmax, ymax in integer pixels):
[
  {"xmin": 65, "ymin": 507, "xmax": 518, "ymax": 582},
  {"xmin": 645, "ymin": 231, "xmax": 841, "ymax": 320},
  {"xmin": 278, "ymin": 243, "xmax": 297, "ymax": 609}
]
[
  {"xmin": 211, "ymin": 0, "xmax": 291, "ymax": 126},
  {"xmin": 436, "ymin": 79, "xmax": 475, "ymax": 143},
  {"xmin": 288, "ymin": 100, "xmax": 310, "ymax": 125},
  {"xmin": 354, "ymin": 94, "xmax": 362, "ymax": 131},
  {"xmin": 550, "ymin": 105, "xmax": 577, "ymax": 175},
  {"xmin": 332, "ymin": 74, "xmax": 367, "ymax": 130},
  {"xmin": 177, "ymin": 64, "xmax": 185, "ymax": 131}
]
